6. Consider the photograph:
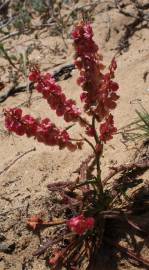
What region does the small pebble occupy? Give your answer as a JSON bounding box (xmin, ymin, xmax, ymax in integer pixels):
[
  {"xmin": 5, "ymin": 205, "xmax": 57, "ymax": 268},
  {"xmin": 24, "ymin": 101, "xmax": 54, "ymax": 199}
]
[{"xmin": 0, "ymin": 243, "xmax": 15, "ymax": 254}]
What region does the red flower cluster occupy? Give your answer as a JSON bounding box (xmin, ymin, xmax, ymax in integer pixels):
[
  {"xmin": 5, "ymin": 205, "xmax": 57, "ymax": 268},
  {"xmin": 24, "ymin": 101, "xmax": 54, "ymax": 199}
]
[
  {"xmin": 4, "ymin": 108, "xmax": 77, "ymax": 150},
  {"xmin": 99, "ymin": 114, "xmax": 117, "ymax": 143},
  {"xmin": 96, "ymin": 59, "xmax": 119, "ymax": 119},
  {"xmin": 67, "ymin": 214, "xmax": 95, "ymax": 235},
  {"xmin": 72, "ymin": 22, "xmax": 119, "ymax": 119},
  {"xmin": 72, "ymin": 22, "xmax": 104, "ymax": 115},
  {"xmin": 72, "ymin": 22, "xmax": 119, "ymax": 142},
  {"xmin": 4, "ymin": 108, "xmax": 37, "ymax": 136},
  {"xmin": 29, "ymin": 70, "xmax": 81, "ymax": 122}
]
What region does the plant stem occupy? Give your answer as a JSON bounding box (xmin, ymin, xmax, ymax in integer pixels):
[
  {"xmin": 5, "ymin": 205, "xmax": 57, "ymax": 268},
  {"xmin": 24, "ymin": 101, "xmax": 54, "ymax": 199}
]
[
  {"xmin": 95, "ymin": 152, "xmax": 103, "ymax": 196},
  {"xmin": 92, "ymin": 115, "xmax": 98, "ymax": 143},
  {"xmin": 83, "ymin": 136, "xmax": 96, "ymax": 153},
  {"xmin": 74, "ymin": 179, "xmax": 97, "ymax": 189},
  {"xmin": 92, "ymin": 115, "xmax": 103, "ymax": 196}
]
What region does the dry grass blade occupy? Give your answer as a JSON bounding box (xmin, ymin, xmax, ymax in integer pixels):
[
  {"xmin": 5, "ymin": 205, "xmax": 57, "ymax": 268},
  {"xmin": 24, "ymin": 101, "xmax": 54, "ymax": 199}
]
[{"xmin": 120, "ymin": 106, "xmax": 149, "ymax": 142}]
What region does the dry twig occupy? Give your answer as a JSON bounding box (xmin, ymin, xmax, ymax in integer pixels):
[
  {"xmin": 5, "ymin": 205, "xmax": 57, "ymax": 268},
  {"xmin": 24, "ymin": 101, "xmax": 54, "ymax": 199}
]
[{"xmin": 0, "ymin": 147, "xmax": 36, "ymax": 176}]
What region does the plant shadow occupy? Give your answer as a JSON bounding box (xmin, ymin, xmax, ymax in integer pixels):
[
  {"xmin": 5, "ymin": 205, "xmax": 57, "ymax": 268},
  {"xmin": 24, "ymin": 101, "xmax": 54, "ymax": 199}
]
[{"xmin": 93, "ymin": 184, "xmax": 149, "ymax": 270}]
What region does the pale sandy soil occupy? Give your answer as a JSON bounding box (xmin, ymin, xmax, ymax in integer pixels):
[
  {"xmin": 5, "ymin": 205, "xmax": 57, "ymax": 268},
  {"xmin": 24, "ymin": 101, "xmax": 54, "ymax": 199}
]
[{"xmin": 0, "ymin": 1, "xmax": 148, "ymax": 269}]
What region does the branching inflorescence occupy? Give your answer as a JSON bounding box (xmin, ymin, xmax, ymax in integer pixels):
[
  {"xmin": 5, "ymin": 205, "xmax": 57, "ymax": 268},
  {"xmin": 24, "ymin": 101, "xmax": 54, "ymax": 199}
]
[{"xmin": 4, "ymin": 22, "xmax": 123, "ymax": 269}]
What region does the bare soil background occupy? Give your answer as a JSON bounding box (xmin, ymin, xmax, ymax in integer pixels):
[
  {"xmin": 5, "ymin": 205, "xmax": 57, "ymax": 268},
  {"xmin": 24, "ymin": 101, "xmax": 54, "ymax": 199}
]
[{"xmin": 0, "ymin": 1, "xmax": 148, "ymax": 269}]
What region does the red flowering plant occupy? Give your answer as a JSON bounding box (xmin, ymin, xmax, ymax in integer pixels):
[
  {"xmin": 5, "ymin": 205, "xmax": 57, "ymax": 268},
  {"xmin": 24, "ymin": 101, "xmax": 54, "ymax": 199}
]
[{"xmin": 4, "ymin": 22, "xmax": 149, "ymax": 269}]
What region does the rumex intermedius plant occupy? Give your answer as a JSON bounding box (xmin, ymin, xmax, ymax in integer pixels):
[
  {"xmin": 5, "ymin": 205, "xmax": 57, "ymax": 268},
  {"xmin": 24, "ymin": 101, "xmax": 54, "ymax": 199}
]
[{"xmin": 4, "ymin": 22, "xmax": 149, "ymax": 269}]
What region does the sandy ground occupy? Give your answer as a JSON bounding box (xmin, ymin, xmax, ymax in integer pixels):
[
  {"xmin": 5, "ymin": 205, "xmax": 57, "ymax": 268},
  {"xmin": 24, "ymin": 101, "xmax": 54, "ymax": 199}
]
[{"xmin": 0, "ymin": 1, "xmax": 148, "ymax": 269}]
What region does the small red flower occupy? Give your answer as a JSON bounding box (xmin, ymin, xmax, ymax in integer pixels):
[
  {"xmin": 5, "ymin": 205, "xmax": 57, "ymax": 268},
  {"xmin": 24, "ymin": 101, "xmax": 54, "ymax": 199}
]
[
  {"xmin": 22, "ymin": 115, "xmax": 38, "ymax": 137},
  {"xmin": 85, "ymin": 217, "xmax": 95, "ymax": 230},
  {"xmin": 4, "ymin": 108, "xmax": 25, "ymax": 136},
  {"xmin": 49, "ymin": 250, "xmax": 63, "ymax": 266},
  {"xmin": 67, "ymin": 214, "xmax": 95, "ymax": 235},
  {"xmin": 29, "ymin": 69, "xmax": 41, "ymax": 82},
  {"xmin": 99, "ymin": 114, "xmax": 117, "ymax": 143},
  {"xmin": 85, "ymin": 126, "xmax": 95, "ymax": 137}
]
